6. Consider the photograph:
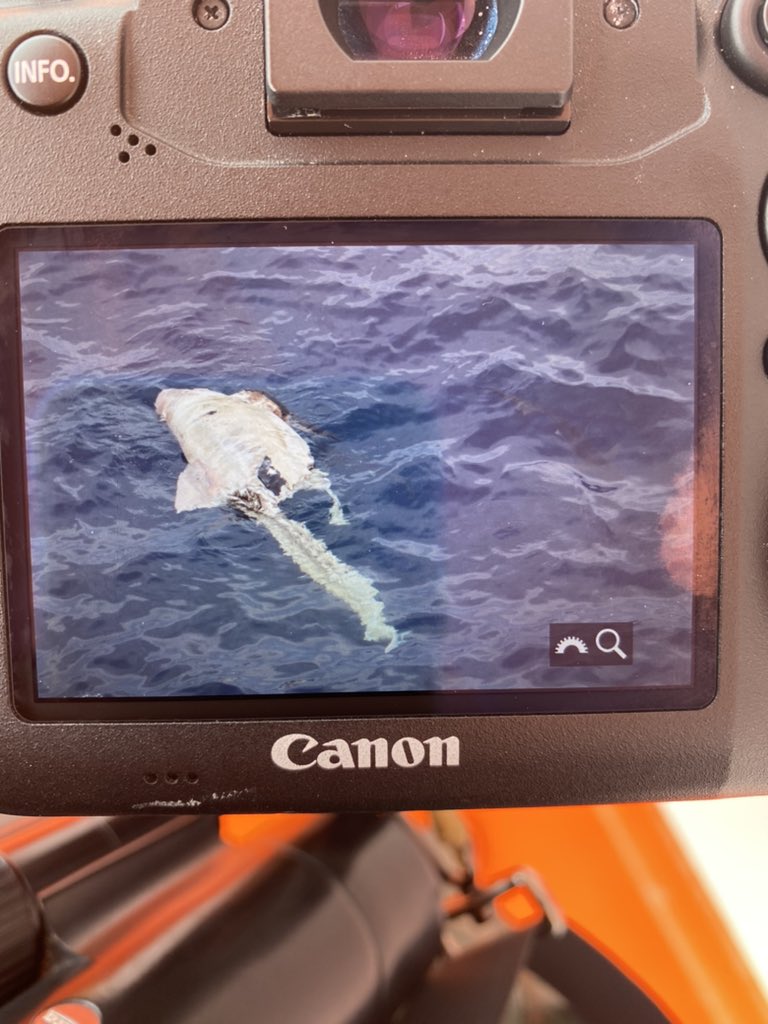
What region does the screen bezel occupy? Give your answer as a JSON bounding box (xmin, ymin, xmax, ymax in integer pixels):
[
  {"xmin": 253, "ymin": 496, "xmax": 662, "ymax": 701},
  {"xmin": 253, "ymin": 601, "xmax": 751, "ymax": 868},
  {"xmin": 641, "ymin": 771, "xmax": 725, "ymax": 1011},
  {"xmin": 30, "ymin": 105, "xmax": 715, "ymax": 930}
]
[{"xmin": 0, "ymin": 218, "xmax": 721, "ymax": 723}]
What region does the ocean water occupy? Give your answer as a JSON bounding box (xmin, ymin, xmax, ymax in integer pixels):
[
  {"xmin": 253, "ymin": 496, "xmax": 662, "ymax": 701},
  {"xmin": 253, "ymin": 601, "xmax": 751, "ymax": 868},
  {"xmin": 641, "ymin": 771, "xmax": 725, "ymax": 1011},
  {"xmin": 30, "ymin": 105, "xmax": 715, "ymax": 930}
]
[{"xmin": 18, "ymin": 241, "xmax": 697, "ymax": 699}]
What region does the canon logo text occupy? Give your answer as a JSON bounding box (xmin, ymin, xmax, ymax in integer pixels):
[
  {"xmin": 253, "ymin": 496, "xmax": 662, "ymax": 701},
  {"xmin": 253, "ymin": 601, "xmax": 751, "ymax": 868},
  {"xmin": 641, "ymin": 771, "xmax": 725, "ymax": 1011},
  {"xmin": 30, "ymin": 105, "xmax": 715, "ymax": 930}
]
[{"xmin": 271, "ymin": 733, "xmax": 460, "ymax": 771}]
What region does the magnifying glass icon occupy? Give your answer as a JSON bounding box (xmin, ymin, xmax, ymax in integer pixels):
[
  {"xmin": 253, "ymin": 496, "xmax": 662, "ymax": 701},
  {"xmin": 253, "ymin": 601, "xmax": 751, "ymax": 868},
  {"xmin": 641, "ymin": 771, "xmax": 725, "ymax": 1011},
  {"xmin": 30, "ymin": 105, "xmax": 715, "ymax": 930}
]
[{"xmin": 595, "ymin": 628, "xmax": 627, "ymax": 661}]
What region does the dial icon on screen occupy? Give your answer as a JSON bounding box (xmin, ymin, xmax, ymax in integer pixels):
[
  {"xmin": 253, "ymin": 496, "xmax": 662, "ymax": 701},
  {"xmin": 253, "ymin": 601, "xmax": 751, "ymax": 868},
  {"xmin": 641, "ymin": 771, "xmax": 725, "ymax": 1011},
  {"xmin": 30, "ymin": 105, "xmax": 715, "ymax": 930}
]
[{"xmin": 554, "ymin": 636, "xmax": 589, "ymax": 656}]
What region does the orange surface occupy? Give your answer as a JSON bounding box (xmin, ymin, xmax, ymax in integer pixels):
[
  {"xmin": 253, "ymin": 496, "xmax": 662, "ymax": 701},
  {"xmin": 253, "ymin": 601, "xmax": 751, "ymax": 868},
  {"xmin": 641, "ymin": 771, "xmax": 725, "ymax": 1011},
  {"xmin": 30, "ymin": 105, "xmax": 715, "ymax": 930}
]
[
  {"xmin": 224, "ymin": 805, "xmax": 768, "ymax": 1023},
  {"xmin": 0, "ymin": 817, "xmax": 79, "ymax": 855},
  {"xmin": 220, "ymin": 812, "xmax": 323, "ymax": 847},
  {"xmin": 4, "ymin": 808, "xmax": 760, "ymax": 1020},
  {"xmin": 463, "ymin": 804, "xmax": 768, "ymax": 1024}
]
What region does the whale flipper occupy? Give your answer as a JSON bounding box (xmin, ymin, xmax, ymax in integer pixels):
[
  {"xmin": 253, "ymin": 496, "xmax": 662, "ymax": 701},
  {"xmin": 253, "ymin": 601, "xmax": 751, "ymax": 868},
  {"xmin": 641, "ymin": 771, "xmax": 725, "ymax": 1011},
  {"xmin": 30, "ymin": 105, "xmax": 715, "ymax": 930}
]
[
  {"xmin": 175, "ymin": 462, "xmax": 220, "ymax": 512},
  {"xmin": 305, "ymin": 468, "xmax": 347, "ymax": 525}
]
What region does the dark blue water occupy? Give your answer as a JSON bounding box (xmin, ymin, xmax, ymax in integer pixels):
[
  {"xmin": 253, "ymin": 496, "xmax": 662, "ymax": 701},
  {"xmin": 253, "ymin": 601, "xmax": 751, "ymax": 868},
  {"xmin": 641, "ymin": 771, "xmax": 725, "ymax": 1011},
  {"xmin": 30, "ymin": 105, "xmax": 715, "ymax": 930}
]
[{"xmin": 18, "ymin": 242, "xmax": 696, "ymax": 698}]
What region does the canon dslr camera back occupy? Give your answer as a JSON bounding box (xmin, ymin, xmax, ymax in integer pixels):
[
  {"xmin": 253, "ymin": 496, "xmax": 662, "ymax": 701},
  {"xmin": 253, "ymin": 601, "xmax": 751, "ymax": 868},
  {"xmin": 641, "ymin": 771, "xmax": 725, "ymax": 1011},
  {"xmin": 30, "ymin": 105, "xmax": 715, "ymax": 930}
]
[{"xmin": 0, "ymin": 0, "xmax": 762, "ymax": 814}]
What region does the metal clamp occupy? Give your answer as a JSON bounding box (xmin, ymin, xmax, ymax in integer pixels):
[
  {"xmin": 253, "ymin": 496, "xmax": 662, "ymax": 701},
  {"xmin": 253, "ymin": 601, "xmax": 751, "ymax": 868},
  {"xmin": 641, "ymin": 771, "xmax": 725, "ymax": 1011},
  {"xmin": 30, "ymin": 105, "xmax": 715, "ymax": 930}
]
[{"xmin": 445, "ymin": 867, "xmax": 568, "ymax": 939}]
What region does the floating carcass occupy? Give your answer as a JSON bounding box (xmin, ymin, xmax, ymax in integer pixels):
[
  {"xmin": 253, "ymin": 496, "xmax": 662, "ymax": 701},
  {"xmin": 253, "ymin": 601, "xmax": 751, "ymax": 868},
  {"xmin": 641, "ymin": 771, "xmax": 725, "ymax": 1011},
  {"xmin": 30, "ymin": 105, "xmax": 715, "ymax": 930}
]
[{"xmin": 155, "ymin": 387, "xmax": 398, "ymax": 651}]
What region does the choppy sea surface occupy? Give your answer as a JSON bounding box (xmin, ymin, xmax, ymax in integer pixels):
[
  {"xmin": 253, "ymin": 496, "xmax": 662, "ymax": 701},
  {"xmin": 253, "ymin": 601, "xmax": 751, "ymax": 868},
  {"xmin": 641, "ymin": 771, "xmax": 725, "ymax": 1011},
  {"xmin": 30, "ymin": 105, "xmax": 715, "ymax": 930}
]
[{"xmin": 18, "ymin": 242, "xmax": 696, "ymax": 698}]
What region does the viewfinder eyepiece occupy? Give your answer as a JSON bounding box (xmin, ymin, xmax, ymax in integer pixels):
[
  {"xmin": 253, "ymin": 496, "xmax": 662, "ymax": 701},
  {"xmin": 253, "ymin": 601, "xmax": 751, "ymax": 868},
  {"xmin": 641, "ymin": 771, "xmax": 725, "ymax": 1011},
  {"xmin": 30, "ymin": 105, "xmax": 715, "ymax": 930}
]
[
  {"xmin": 265, "ymin": 0, "xmax": 573, "ymax": 136},
  {"xmin": 337, "ymin": 1, "xmax": 499, "ymax": 61}
]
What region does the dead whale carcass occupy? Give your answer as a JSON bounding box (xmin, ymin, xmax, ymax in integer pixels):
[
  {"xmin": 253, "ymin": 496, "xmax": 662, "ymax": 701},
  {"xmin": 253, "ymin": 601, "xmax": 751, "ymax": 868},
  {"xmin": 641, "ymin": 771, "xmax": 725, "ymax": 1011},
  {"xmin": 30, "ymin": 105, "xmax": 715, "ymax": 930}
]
[
  {"xmin": 155, "ymin": 387, "xmax": 399, "ymax": 652},
  {"xmin": 154, "ymin": 387, "xmax": 345, "ymax": 521}
]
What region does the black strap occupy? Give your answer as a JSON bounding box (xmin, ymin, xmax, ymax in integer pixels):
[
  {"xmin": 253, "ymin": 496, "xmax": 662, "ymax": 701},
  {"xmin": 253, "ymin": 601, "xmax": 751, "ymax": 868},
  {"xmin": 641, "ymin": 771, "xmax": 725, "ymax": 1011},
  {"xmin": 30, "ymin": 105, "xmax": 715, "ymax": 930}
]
[
  {"xmin": 397, "ymin": 923, "xmax": 672, "ymax": 1024},
  {"xmin": 396, "ymin": 927, "xmax": 533, "ymax": 1024},
  {"xmin": 530, "ymin": 929, "xmax": 672, "ymax": 1024}
]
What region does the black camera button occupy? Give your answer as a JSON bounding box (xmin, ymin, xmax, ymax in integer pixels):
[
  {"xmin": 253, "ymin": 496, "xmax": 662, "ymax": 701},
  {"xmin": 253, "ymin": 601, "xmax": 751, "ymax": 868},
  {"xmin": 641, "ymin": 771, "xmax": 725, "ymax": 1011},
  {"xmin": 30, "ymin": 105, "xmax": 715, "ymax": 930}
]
[
  {"xmin": 5, "ymin": 34, "xmax": 85, "ymax": 114},
  {"xmin": 721, "ymin": 0, "xmax": 768, "ymax": 94}
]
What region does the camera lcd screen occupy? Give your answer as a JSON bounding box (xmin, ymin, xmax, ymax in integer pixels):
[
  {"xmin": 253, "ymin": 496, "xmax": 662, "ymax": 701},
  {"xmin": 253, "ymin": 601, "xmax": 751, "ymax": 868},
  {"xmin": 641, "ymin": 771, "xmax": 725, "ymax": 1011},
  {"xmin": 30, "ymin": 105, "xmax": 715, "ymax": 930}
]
[{"xmin": 0, "ymin": 221, "xmax": 720, "ymax": 721}]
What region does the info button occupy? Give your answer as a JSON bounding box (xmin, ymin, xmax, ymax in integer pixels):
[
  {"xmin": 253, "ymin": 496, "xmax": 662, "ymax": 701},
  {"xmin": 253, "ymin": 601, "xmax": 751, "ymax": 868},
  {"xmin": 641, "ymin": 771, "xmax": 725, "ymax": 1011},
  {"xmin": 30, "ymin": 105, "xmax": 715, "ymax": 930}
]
[{"xmin": 6, "ymin": 34, "xmax": 85, "ymax": 113}]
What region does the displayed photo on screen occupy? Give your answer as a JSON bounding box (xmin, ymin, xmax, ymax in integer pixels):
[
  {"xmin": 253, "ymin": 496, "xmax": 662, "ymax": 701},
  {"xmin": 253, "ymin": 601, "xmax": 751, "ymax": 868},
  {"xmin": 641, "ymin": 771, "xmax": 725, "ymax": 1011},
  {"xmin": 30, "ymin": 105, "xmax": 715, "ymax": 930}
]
[{"xmin": 1, "ymin": 221, "xmax": 718, "ymax": 714}]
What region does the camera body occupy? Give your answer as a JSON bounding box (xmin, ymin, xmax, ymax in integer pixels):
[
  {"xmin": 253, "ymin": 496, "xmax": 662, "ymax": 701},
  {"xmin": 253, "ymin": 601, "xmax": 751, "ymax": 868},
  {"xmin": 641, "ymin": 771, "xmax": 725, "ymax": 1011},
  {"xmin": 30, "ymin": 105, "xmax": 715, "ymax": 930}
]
[{"xmin": 0, "ymin": 0, "xmax": 765, "ymax": 815}]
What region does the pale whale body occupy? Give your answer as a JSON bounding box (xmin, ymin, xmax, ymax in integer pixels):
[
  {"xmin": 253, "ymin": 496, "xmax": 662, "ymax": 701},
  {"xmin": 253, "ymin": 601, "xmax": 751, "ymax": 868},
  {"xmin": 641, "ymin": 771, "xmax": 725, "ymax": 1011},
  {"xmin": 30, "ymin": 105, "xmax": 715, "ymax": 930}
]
[{"xmin": 155, "ymin": 387, "xmax": 399, "ymax": 652}]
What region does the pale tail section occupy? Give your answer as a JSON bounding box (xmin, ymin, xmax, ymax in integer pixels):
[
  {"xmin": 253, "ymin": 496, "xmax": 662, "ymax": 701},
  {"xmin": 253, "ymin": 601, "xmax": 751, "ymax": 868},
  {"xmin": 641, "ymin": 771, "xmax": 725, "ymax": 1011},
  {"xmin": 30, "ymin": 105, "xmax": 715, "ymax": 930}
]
[{"xmin": 244, "ymin": 508, "xmax": 399, "ymax": 653}]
